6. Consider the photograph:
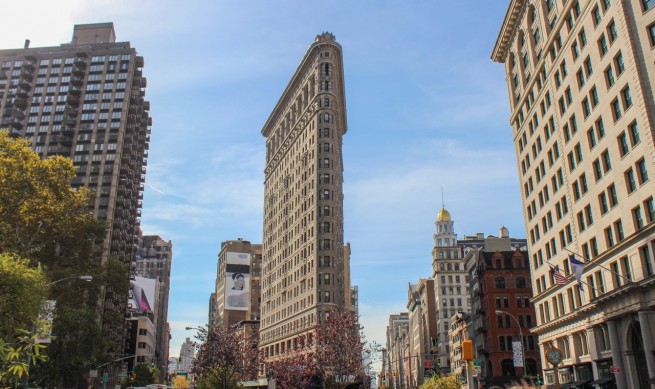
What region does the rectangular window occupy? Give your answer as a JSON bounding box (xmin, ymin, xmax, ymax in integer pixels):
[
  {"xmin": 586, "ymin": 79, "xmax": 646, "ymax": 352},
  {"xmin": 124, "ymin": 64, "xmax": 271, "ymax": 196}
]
[
  {"xmin": 605, "ymin": 66, "xmax": 615, "ymax": 88},
  {"xmin": 626, "ymin": 168, "xmax": 637, "ymax": 193},
  {"xmin": 628, "ymin": 121, "xmax": 641, "ymax": 146},
  {"xmin": 598, "ymin": 35, "xmax": 608, "ymax": 56},
  {"xmin": 633, "ymin": 206, "xmax": 644, "ymax": 230},
  {"xmin": 640, "ymin": 245, "xmax": 654, "ymax": 277},
  {"xmin": 637, "ymin": 158, "xmax": 649, "ymax": 184},
  {"xmin": 618, "ymin": 132, "xmax": 630, "ymax": 156},
  {"xmin": 608, "ymin": 20, "xmax": 618, "ymax": 43},
  {"xmin": 612, "ymin": 98, "xmax": 622, "ymax": 121},
  {"xmin": 599, "ymin": 192, "xmax": 609, "ymax": 214},
  {"xmin": 645, "ymin": 197, "xmax": 655, "ymax": 222},
  {"xmin": 608, "ymin": 184, "xmax": 619, "ymax": 207}
]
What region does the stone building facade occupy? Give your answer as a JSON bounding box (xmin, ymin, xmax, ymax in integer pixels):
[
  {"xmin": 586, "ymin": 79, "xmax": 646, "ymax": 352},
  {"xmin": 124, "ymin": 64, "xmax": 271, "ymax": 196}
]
[
  {"xmin": 259, "ymin": 32, "xmax": 349, "ymax": 361},
  {"xmin": 493, "ymin": 1, "xmax": 655, "ymax": 387}
]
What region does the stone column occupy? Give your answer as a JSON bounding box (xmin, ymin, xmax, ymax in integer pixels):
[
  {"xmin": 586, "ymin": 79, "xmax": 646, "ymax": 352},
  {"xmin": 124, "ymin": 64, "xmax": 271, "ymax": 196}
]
[
  {"xmin": 607, "ymin": 320, "xmax": 627, "ymax": 388},
  {"xmin": 638, "ymin": 311, "xmax": 655, "ymax": 388},
  {"xmin": 586, "ymin": 327, "xmax": 600, "ymax": 379}
]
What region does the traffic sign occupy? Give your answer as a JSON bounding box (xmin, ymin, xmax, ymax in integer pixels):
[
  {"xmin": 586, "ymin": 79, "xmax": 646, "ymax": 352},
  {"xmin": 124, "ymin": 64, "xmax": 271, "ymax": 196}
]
[
  {"xmin": 610, "ymin": 366, "xmax": 621, "ymax": 373},
  {"xmin": 89, "ymin": 370, "xmax": 98, "ymax": 378},
  {"xmin": 425, "ymin": 360, "xmax": 433, "ymax": 368},
  {"xmin": 102, "ymin": 373, "xmax": 109, "ymax": 383},
  {"xmin": 473, "ymin": 359, "xmax": 481, "ymax": 367}
]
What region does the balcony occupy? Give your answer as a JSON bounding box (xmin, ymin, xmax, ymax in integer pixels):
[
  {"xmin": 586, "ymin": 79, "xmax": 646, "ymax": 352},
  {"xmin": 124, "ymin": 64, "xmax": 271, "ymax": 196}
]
[
  {"xmin": 62, "ymin": 116, "xmax": 76, "ymax": 126},
  {"xmin": 64, "ymin": 106, "xmax": 78, "ymax": 115},
  {"xmin": 73, "ymin": 56, "xmax": 87, "ymax": 67},
  {"xmin": 13, "ymin": 97, "xmax": 27, "ymax": 108},
  {"xmin": 18, "ymin": 79, "xmax": 31, "ymax": 90},
  {"xmin": 70, "ymin": 76, "xmax": 84, "ymax": 85},
  {"xmin": 10, "ymin": 118, "xmax": 23, "ymax": 128},
  {"xmin": 66, "ymin": 94, "xmax": 80, "ymax": 105},
  {"xmin": 70, "ymin": 85, "xmax": 83, "ymax": 95},
  {"xmin": 135, "ymin": 56, "xmax": 144, "ymax": 68},
  {"xmin": 21, "ymin": 60, "xmax": 35, "ymax": 72}
]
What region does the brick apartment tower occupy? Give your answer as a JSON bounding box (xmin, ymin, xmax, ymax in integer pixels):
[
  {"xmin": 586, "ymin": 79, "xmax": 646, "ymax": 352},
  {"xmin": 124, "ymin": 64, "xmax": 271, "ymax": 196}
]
[
  {"xmin": 0, "ymin": 23, "xmax": 150, "ymax": 356},
  {"xmin": 260, "ymin": 32, "xmax": 348, "ymax": 361},
  {"xmin": 493, "ymin": 1, "xmax": 655, "ymax": 387},
  {"xmin": 213, "ymin": 239, "xmax": 262, "ymax": 327}
]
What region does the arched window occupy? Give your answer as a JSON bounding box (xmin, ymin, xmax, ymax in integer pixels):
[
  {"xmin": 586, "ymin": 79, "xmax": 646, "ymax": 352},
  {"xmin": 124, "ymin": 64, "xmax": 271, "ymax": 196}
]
[
  {"xmin": 495, "ymin": 277, "xmax": 506, "ymax": 289},
  {"xmin": 501, "ymin": 359, "xmax": 516, "ymax": 376},
  {"xmin": 516, "ymin": 277, "xmax": 527, "ymax": 288},
  {"xmin": 526, "ymin": 358, "xmax": 538, "ymax": 375}
]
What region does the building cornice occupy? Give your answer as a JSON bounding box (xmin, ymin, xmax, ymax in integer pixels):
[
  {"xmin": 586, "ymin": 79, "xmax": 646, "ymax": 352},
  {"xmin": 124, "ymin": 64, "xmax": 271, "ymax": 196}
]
[{"xmin": 491, "ymin": 0, "xmax": 527, "ymax": 63}]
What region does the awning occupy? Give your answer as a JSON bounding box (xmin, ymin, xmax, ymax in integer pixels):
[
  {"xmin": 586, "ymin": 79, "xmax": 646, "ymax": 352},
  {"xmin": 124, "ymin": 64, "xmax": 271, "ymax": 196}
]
[
  {"xmin": 589, "ymin": 377, "xmax": 614, "ymax": 385},
  {"xmin": 561, "ymin": 379, "xmax": 591, "ymax": 388}
]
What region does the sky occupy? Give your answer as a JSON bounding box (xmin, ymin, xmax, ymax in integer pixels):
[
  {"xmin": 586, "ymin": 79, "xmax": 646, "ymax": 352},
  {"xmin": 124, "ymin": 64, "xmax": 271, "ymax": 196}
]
[{"xmin": 0, "ymin": 0, "xmax": 524, "ymax": 369}]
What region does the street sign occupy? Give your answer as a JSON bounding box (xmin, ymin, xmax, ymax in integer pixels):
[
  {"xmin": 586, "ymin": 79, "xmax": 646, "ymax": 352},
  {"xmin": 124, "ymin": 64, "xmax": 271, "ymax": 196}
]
[
  {"xmin": 102, "ymin": 373, "xmax": 109, "ymax": 383},
  {"xmin": 610, "ymin": 366, "xmax": 621, "ymax": 373},
  {"xmin": 118, "ymin": 374, "xmax": 128, "ymax": 379},
  {"xmin": 89, "ymin": 370, "xmax": 98, "ymax": 378},
  {"xmin": 473, "ymin": 359, "xmax": 481, "ymax": 367},
  {"xmin": 115, "ymin": 385, "xmax": 121, "ymax": 389},
  {"xmin": 425, "ymin": 360, "xmax": 433, "ymax": 368}
]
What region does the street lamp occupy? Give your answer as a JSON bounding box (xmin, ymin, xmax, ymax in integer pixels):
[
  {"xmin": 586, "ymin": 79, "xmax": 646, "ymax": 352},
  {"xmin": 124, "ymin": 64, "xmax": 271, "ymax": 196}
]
[
  {"xmin": 495, "ymin": 310, "xmax": 526, "ymax": 377},
  {"xmin": 47, "ymin": 275, "xmax": 93, "ymax": 285}
]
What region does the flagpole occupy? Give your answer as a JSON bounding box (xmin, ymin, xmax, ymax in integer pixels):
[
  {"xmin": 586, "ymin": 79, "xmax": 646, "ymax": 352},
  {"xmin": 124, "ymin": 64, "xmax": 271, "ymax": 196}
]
[
  {"xmin": 547, "ymin": 263, "xmax": 603, "ymax": 296},
  {"xmin": 563, "ymin": 248, "xmax": 633, "ymax": 285}
]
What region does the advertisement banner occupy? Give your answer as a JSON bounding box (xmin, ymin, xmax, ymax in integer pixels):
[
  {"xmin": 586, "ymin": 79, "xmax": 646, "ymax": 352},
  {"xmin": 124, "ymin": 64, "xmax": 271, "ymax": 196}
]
[
  {"xmin": 512, "ymin": 340, "xmax": 524, "ymax": 367},
  {"xmin": 224, "ymin": 252, "xmax": 250, "ymax": 310},
  {"xmin": 128, "ymin": 276, "xmax": 157, "ymax": 314}
]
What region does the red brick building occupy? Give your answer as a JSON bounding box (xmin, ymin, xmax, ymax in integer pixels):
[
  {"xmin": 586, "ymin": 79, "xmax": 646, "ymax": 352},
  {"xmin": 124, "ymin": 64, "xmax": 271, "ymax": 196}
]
[{"xmin": 476, "ymin": 249, "xmax": 542, "ymax": 387}]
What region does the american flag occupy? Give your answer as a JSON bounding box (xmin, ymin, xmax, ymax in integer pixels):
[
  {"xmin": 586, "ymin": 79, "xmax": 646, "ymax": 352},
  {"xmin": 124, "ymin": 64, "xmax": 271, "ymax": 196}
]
[{"xmin": 550, "ymin": 266, "xmax": 568, "ymax": 285}]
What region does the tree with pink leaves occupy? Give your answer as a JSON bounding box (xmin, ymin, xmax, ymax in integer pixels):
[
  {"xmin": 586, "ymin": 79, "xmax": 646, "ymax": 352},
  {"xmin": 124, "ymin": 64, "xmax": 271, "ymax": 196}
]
[
  {"xmin": 314, "ymin": 311, "xmax": 378, "ymax": 389},
  {"xmin": 191, "ymin": 324, "xmax": 259, "ymax": 389}
]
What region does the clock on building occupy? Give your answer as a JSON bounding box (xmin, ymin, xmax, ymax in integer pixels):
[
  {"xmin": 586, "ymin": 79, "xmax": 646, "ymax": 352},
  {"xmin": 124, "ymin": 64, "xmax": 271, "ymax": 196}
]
[{"xmin": 546, "ymin": 348, "xmax": 563, "ymax": 365}]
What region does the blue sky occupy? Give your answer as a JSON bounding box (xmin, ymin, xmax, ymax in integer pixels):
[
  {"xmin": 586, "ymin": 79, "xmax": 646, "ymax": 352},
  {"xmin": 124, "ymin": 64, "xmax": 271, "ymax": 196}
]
[{"xmin": 1, "ymin": 0, "xmax": 524, "ymax": 364}]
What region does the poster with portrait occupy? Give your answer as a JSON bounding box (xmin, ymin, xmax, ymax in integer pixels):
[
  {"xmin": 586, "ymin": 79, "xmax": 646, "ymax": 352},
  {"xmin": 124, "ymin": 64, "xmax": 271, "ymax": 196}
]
[
  {"xmin": 128, "ymin": 276, "xmax": 157, "ymax": 314},
  {"xmin": 224, "ymin": 252, "xmax": 250, "ymax": 311}
]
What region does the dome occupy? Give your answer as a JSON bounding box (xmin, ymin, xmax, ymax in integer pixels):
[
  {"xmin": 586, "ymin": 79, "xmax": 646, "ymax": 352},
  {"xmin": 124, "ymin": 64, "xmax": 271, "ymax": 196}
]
[{"xmin": 437, "ymin": 207, "xmax": 451, "ymax": 221}]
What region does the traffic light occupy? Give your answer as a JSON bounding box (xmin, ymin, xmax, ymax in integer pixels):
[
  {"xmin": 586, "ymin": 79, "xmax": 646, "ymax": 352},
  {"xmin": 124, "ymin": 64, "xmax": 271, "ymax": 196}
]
[
  {"xmin": 536, "ymin": 375, "xmax": 543, "ymax": 386},
  {"xmin": 436, "ymin": 359, "xmax": 441, "ymax": 367},
  {"xmin": 462, "ymin": 340, "xmax": 473, "ymax": 360}
]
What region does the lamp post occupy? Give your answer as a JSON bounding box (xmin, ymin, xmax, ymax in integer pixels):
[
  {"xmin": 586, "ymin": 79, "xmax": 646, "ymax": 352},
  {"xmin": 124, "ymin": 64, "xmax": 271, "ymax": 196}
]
[
  {"xmin": 47, "ymin": 275, "xmax": 93, "ymax": 285},
  {"xmin": 495, "ymin": 310, "xmax": 526, "ymax": 377}
]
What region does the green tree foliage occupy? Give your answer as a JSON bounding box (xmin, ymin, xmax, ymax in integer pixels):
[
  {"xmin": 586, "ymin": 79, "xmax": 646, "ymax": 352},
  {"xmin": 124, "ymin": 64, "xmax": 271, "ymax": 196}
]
[
  {"xmin": 0, "ymin": 253, "xmax": 47, "ymax": 338},
  {"xmin": 31, "ymin": 305, "xmax": 110, "ymax": 388},
  {"xmin": 0, "ymin": 253, "xmax": 49, "ymax": 386},
  {"xmin": 0, "ymin": 131, "xmax": 101, "ymax": 267},
  {"xmin": 131, "ymin": 363, "xmax": 159, "ymax": 386},
  {"xmin": 0, "ymin": 131, "xmax": 125, "ymax": 387},
  {"xmin": 419, "ymin": 374, "xmax": 461, "ymax": 389}
]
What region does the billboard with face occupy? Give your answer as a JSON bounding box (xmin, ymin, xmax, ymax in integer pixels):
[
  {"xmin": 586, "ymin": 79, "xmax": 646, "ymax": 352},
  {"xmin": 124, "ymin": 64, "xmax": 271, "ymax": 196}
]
[
  {"xmin": 224, "ymin": 252, "xmax": 250, "ymax": 310},
  {"xmin": 128, "ymin": 276, "xmax": 157, "ymax": 314}
]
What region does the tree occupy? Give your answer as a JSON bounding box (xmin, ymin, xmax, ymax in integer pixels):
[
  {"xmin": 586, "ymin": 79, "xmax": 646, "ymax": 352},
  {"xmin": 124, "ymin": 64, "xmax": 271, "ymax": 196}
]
[
  {"xmin": 0, "ymin": 131, "xmax": 125, "ymax": 387},
  {"xmin": 314, "ymin": 311, "xmax": 376, "ymax": 389},
  {"xmin": 192, "ymin": 325, "xmax": 259, "ymax": 389},
  {"xmin": 0, "ymin": 131, "xmax": 100, "ymax": 266},
  {"xmin": 172, "ymin": 375, "xmax": 191, "ymax": 389},
  {"xmin": 30, "ymin": 305, "xmax": 110, "ymax": 389},
  {"xmin": 419, "ymin": 375, "xmax": 461, "ymax": 389},
  {"xmin": 265, "ymin": 335, "xmax": 320, "ymax": 389},
  {"xmin": 0, "ymin": 253, "xmax": 48, "ymax": 387},
  {"xmin": 131, "ymin": 363, "xmax": 159, "ymax": 386}
]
